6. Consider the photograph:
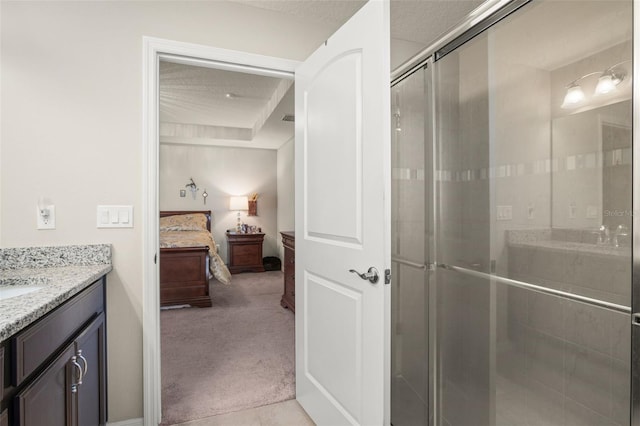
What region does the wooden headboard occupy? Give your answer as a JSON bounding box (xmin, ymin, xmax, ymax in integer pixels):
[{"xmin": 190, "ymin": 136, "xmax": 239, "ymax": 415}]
[{"xmin": 160, "ymin": 210, "xmax": 212, "ymax": 232}]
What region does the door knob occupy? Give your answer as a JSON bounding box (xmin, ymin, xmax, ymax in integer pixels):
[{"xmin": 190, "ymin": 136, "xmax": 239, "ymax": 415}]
[{"xmin": 349, "ymin": 267, "xmax": 380, "ymax": 284}]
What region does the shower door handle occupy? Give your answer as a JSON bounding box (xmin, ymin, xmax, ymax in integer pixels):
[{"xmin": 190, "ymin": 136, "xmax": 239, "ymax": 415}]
[{"xmin": 349, "ymin": 267, "xmax": 380, "ymax": 284}]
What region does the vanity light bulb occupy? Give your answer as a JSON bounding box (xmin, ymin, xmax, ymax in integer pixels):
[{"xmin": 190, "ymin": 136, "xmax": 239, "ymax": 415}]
[
  {"xmin": 561, "ymin": 85, "xmax": 586, "ymax": 109},
  {"xmin": 595, "ymin": 74, "xmax": 617, "ymax": 95}
]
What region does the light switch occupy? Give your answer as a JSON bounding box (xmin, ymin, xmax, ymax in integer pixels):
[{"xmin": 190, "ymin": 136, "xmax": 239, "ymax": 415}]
[
  {"xmin": 97, "ymin": 205, "xmax": 133, "ymax": 228},
  {"xmin": 100, "ymin": 210, "xmax": 110, "ymax": 225}
]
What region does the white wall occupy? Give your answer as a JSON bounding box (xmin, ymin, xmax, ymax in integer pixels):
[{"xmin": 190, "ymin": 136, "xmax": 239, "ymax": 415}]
[
  {"xmin": 159, "ymin": 144, "xmax": 278, "ymax": 263},
  {"xmin": 276, "ymin": 137, "xmax": 295, "ymax": 262},
  {"xmin": 1, "ymin": 1, "xmax": 336, "ymax": 421}
]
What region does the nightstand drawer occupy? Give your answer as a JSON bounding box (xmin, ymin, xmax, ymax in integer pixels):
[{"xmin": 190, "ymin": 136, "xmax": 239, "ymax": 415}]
[{"xmin": 233, "ymin": 245, "xmax": 261, "ymax": 264}]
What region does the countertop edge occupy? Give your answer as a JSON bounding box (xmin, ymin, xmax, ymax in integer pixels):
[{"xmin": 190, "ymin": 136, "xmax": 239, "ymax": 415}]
[{"xmin": 0, "ymin": 264, "xmax": 112, "ymax": 342}]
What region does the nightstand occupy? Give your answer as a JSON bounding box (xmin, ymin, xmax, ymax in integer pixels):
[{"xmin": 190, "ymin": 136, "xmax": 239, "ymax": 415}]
[{"xmin": 226, "ymin": 232, "xmax": 265, "ymax": 274}]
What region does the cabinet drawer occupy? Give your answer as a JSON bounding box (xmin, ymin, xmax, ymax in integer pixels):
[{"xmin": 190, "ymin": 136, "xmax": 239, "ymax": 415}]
[
  {"xmin": 12, "ymin": 279, "xmax": 104, "ymax": 387},
  {"xmin": 233, "ymin": 246, "xmax": 261, "ymax": 265}
]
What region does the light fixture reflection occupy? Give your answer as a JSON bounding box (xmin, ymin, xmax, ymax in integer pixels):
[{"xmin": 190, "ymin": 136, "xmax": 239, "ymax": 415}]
[
  {"xmin": 561, "ymin": 83, "xmax": 586, "ymax": 109},
  {"xmin": 561, "ymin": 60, "xmax": 630, "ymax": 108},
  {"xmin": 394, "ymin": 112, "xmax": 401, "ymax": 132},
  {"xmin": 393, "ymin": 91, "xmax": 401, "ymax": 132},
  {"xmin": 595, "ymin": 70, "xmax": 624, "ymax": 95}
]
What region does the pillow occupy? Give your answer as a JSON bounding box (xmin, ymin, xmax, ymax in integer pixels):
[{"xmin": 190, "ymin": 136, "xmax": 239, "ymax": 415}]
[{"xmin": 160, "ymin": 213, "xmax": 208, "ymax": 232}]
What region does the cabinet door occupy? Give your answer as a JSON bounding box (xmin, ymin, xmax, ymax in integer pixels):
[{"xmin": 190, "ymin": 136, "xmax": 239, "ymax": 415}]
[
  {"xmin": 14, "ymin": 344, "xmax": 74, "ymax": 426},
  {"xmin": 75, "ymin": 313, "xmax": 106, "ymax": 426}
]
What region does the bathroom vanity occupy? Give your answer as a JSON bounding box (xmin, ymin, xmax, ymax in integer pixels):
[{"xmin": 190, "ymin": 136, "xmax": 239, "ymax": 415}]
[{"xmin": 0, "ymin": 245, "xmax": 111, "ymax": 426}]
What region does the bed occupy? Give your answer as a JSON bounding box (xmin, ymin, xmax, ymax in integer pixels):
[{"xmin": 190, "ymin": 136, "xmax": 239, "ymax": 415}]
[{"xmin": 159, "ymin": 210, "xmax": 231, "ymax": 308}]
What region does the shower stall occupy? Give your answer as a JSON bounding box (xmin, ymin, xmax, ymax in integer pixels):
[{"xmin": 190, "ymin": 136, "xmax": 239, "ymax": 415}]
[{"xmin": 390, "ymin": 0, "xmax": 635, "ymax": 424}]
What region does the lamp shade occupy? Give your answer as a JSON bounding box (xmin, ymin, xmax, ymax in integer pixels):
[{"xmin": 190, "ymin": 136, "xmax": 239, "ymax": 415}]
[{"xmin": 229, "ymin": 196, "xmax": 249, "ymax": 211}]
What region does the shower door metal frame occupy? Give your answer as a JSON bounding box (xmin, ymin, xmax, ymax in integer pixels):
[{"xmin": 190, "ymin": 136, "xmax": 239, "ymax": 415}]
[
  {"xmin": 424, "ymin": 57, "xmax": 438, "ymax": 426},
  {"xmin": 630, "ymin": 0, "xmax": 640, "ymax": 424}
]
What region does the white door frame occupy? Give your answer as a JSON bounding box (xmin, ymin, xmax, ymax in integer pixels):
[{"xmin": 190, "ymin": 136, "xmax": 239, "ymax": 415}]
[{"xmin": 142, "ymin": 36, "xmax": 299, "ymax": 425}]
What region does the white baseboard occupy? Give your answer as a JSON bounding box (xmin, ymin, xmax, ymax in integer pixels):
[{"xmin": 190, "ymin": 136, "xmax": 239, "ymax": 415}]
[{"xmin": 107, "ymin": 418, "xmax": 144, "ymax": 426}]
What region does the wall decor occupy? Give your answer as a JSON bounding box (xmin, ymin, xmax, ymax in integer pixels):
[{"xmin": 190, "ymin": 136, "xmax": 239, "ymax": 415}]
[
  {"xmin": 248, "ymin": 193, "xmax": 258, "ymax": 216},
  {"xmin": 185, "ymin": 177, "xmax": 199, "ymax": 200}
]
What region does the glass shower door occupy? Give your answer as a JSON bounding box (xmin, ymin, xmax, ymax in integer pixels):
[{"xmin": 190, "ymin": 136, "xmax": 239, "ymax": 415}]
[
  {"xmin": 391, "ymin": 68, "xmax": 429, "ymax": 426},
  {"xmin": 432, "ymin": 1, "xmax": 633, "ymax": 425}
]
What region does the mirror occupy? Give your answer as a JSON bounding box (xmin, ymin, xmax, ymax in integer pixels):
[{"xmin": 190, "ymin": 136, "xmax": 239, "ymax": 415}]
[{"xmin": 551, "ymin": 100, "xmax": 631, "ymax": 242}]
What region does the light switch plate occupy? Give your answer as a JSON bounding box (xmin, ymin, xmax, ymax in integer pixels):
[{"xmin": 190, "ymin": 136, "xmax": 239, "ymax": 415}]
[{"xmin": 97, "ymin": 205, "xmax": 133, "ymax": 228}]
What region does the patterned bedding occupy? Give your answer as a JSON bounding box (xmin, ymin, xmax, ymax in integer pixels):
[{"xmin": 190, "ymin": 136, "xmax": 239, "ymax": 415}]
[{"xmin": 159, "ymin": 214, "xmax": 231, "ymax": 285}]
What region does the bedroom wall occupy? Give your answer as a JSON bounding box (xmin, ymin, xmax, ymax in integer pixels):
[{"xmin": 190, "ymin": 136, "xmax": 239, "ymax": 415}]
[
  {"xmin": 276, "ymin": 137, "xmax": 295, "ymax": 263},
  {"xmin": 1, "ymin": 1, "xmax": 338, "ymax": 422},
  {"xmin": 159, "ymin": 143, "xmax": 278, "ymax": 264}
]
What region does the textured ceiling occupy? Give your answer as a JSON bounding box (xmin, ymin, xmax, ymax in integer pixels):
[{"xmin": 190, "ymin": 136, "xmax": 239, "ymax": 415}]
[
  {"xmin": 235, "ymin": 0, "xmax": 484, "ymax": 45},
  {"xmin": 391, "ymin": 0, "xmax": 484, "ymax": 44},
  {"xmin": 159, "ymin": 61, "xmax": 295, "ymax": 149},
  {"xmin": 235, "ymin": 0, "xmax": 366, "ymax": 26},
  {"xmin": 159, "ymin": 0, "xmax": 487, "ymax": 149},
  {"xmin": 160, "ymin": 61, "xmax": 288, "ymax": 129}
]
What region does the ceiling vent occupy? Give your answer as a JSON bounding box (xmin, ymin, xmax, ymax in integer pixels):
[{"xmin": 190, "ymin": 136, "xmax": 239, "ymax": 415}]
[{"xmin": 281, "ymin": 115, "xmax": 295, "ymax": 122}]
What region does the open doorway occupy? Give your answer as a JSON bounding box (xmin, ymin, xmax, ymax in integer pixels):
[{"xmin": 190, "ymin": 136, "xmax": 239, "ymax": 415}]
[{"xmin": 157, "ymin": 59, "xmax": 296, "ymax": 424}]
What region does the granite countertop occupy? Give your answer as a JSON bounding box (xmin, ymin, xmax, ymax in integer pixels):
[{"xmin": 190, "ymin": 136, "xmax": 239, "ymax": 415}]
[
  {"xmin": 507, "ymin": 229, "xmax": 630, "ymax": 257},
  {"xmin": 509, "ymin": 239, "xmax": 630, "ymax": 257},
  {"xmin": 0, "ymin": 244, "xmax": 112, "ymax": 342}
]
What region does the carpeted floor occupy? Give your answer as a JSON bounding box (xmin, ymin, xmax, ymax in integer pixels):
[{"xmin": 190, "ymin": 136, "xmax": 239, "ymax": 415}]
[{"xmin": 160, "ymin": 271, "xmax": 295, "ymax": 425}]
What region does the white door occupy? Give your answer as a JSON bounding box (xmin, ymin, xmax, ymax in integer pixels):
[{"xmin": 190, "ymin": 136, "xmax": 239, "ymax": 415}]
[{"xmin": 294, "ymin": 1, "xmax": 391, "ymax": 425}]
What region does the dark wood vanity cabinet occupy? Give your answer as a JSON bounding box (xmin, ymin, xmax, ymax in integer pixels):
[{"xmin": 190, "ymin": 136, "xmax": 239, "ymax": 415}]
[
  {"xmin": 75, "ymin": 313, "xmax": 106, "ymax": 426},
  {"xmin": 1, "ymin": 277, "xmax": 107, "ymax": 426},
  {"xmin": 280, "ymin": 232, "xmax": 295, "ymax": 312}
]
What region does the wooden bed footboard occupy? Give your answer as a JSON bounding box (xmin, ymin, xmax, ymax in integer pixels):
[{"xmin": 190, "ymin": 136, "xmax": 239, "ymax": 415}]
[
  {"xmin": 160, "ymin": 246, "xmax": 211, "ymax": 308},
  {"xmin": 160, "ymin": 210, "xmax": 213, "ymax": 308}
]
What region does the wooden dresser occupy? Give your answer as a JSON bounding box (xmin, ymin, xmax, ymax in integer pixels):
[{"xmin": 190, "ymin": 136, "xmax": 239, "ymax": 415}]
[
  {"xmin": 280, "ymin": 231, "xmax": 295, "ymax": 312},
  {"xmin": 226, "ymin": 232, "xmax": 265, "ymax": 274}
]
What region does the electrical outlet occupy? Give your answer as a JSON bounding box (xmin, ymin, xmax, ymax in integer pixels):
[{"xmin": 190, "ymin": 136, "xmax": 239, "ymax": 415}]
[
  {"xmin": 527, "ymin": 203, "xmax": 535, "ymax": 220},
  {"xmin": 497, "ymin": 205, "xmax": 512, "ymax": 221},
  {"xmin": 36, "ymin": 205, "xmax": 56, "ymax": 230}
]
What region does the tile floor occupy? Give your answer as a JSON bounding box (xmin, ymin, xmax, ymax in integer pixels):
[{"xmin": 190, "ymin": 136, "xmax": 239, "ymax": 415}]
[{"xmin": 173, "ymin": 399, "xmax": 315, "ymax": 426}]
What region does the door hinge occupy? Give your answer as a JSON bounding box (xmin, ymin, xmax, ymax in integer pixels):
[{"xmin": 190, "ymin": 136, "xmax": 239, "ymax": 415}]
[
  {"xmin": 154, "ymin": 253, "xmax": 157, "ymax": 265},
  {"xmin": 384, "ymin": 269, "xmax": 391, "ymax": 285}
]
